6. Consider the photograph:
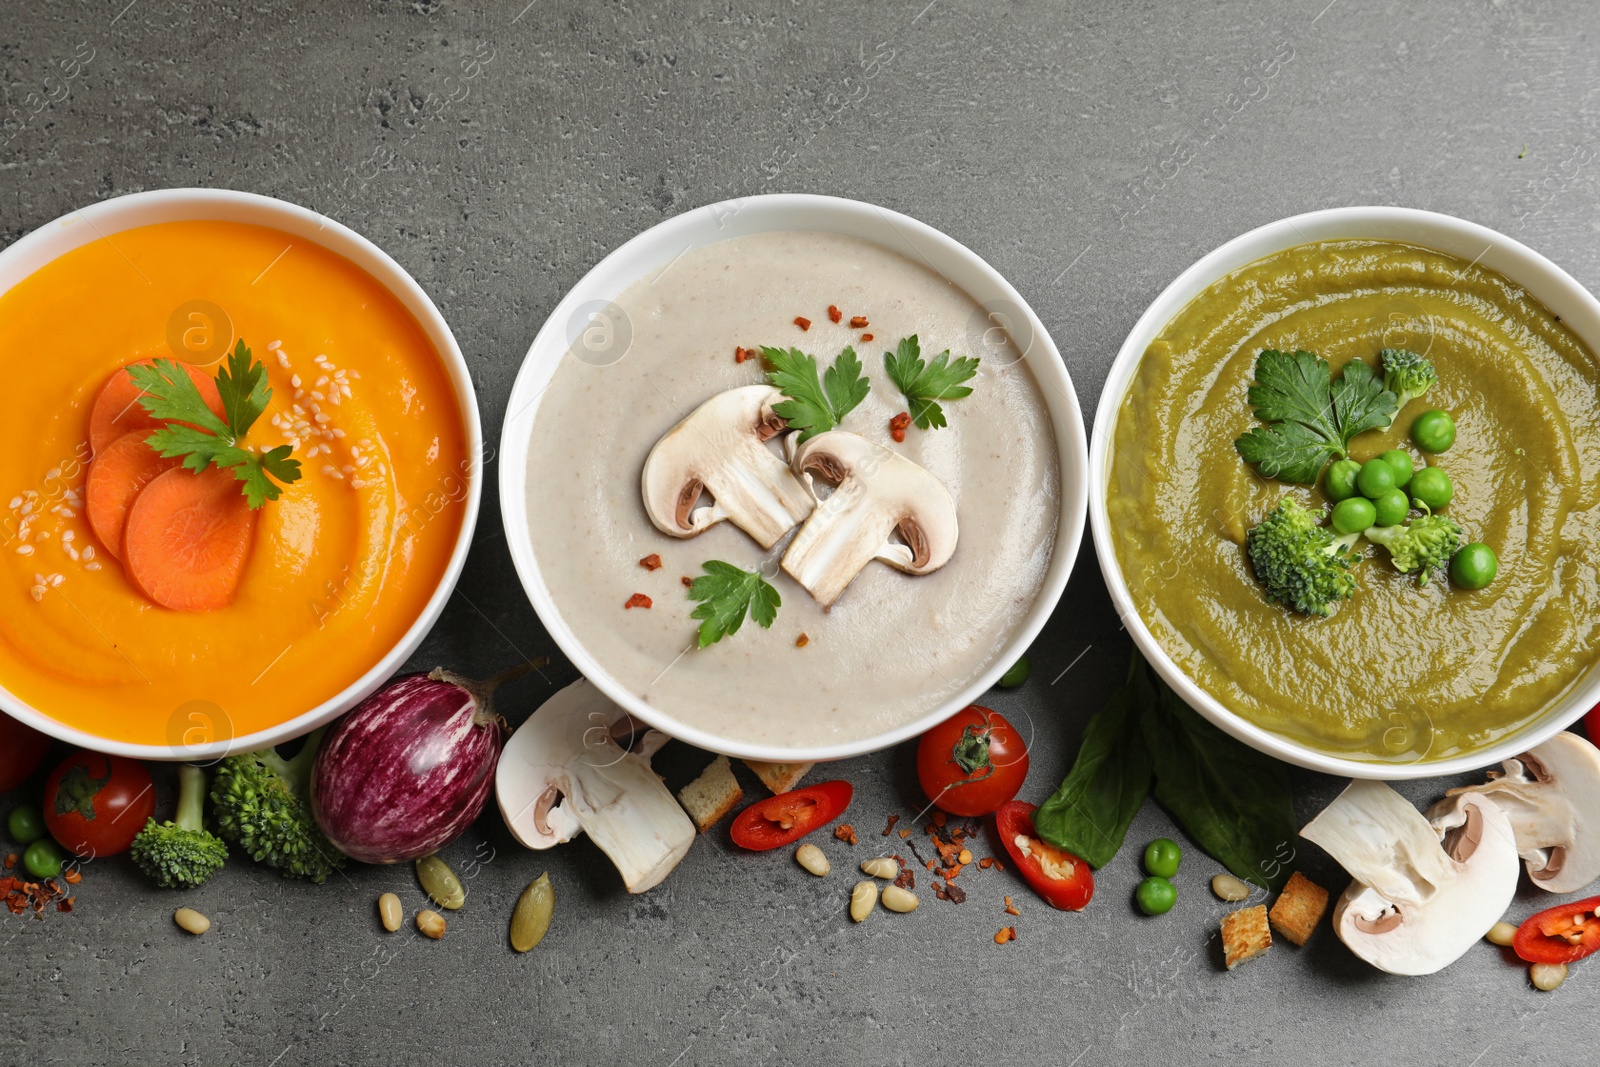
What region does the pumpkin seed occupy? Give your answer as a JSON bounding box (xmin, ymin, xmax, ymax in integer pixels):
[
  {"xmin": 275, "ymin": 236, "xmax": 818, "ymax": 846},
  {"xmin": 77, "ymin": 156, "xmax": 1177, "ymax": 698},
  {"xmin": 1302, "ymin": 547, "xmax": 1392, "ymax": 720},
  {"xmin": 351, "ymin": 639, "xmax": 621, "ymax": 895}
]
[
  {"xmin": 416, "ymin": 855, "xmax": 466, "ymax": 910},
  {"xmin": 510, "ymin": 873, "xmax": 554, "ymax": 953},
  {"xmin": 173, "ymin": 907, "xmax": 210, "ymax": 935},
  {"xmin": 378, "ymin": 892, "xmax": 403, "ymax": 932}
]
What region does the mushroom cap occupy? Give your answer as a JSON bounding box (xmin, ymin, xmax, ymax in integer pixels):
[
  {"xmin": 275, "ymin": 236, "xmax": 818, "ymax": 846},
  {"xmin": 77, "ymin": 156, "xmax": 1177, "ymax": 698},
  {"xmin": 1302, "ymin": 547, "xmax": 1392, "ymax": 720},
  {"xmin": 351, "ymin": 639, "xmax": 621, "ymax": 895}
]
[
  {"xmin": 1435, "ymin": 730, "xmax": 1600, "ymax": 894},
  {"xmin": 640, "ymin": 385, "xmax": 814, "ymax": 549},
  {"xmin": 1302, "ymin": 780, "xmax": 1519, "ymax": 976},
  {"xmin": 781, "ymin": 430, "xmax": 959, "ymax": 606}
]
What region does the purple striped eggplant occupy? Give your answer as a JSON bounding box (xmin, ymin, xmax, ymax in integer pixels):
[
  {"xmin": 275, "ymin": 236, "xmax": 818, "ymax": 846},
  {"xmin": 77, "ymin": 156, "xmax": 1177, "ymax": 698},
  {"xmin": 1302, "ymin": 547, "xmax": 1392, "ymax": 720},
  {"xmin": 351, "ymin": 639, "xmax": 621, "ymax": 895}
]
[{"xmin": 310, "ymin": 663, "xmax": 537, "ymax": 864}]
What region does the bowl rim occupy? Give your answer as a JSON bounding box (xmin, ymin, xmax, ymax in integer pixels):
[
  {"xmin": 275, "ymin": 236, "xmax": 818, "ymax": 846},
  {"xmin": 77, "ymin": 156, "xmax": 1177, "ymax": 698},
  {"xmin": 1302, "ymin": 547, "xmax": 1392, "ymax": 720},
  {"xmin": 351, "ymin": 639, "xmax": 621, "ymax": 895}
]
[
  {"xmin": 1089, "ymin": 204, "xmax": 1600, "ymax": 779},
  {"xmin": 499, "ymin": 192, "xmax": 1089, "ymax": 762},
  {"xmin": 0, "ymin": 188, "xmax": 482, "ymax": 760}
]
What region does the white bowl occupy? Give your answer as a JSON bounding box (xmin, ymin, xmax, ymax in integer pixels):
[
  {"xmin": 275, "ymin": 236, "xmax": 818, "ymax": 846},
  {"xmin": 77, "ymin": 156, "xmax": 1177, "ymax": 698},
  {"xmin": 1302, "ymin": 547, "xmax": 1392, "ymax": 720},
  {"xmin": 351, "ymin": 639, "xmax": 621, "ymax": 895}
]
[
  {"xmin": 1091, "ymin": 206, "xmax": 1600, "ymax": 779},
  {"xmin": 500, "ymin": 193, "xmax": 1089, "ymax": 762},
  {"xmin": 0, "ymin": 189, "xmax": 482, "ymax": 760}
]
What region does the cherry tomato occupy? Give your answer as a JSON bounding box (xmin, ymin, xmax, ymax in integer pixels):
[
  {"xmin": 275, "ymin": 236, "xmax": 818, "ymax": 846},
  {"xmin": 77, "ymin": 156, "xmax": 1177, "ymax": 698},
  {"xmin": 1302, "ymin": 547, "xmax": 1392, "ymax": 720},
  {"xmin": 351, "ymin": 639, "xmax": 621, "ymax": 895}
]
[
  {"xmin": 41, "ymin": 749, "xmax": 153, "ymax": 856},
  {"xmin": 995, "ymin": 800, "xmax": 1094, "ymax": 911},
  {"xmin": 1513, "ymin": 895, "xmax": 1600, "ymax": 965},
  {"xmin": 1585, "ymin": 701, "xmax": 1600, "ymax": 745},
  {"xmin": 916, "ymin": 705, "xmax": 1029, "ymax": 817},
  {"xmin": 0, "ymin": 716, "xmax": 51, "ymax": 794},
  {"xmin": 729, "ymin": 781, "xmax": 852, "ymax": 851}
]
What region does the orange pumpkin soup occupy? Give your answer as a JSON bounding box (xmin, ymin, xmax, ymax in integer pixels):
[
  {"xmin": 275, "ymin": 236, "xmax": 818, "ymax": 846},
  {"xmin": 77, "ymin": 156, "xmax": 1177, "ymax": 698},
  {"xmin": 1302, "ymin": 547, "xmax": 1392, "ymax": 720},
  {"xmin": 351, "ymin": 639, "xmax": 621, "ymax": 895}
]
[{"xmin": 0, "ymin": 220, "xmax": 468, "ymax": 746}]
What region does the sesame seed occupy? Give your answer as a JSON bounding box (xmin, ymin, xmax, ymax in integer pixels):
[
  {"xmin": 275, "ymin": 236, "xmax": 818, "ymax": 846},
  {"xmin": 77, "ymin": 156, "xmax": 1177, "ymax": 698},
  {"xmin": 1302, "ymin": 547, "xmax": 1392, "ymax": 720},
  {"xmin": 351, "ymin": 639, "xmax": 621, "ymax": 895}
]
[
  {"xmin": 19, "ymin": 503, "xmax": 32, "ymax": 516},
  {"xmin": 349, "ymin": 478, "xmax": 366, "ymax": 489},
  {"xmin": 321, "ymin": 465, "xmax": 336, "ymax": 476},
  {"xmin": 29, "ymin": 586, "xmax": 43, "ymax": 602},
  {"xmin": 291, "ymin": 374, "xmax": 302, "ymax": 388},
  {"xmin": 49, "ymin": 574, "xmax": 64, "ymax": 587},
  {"xmin": 332, "ymin": 428, "xmax": 346, "ymax": 439},
  {"xmin": 65, "ymin": 547, "xmax": 78, "ymax": 561},
  {"xmin": 277, "ymin": 353, "xmax": 290, "ymax": 369},
  {"xmin": 315, "ymin": 413, "xmax": 330, "ymax": 424},
  {"xmin": 16, "ymin": 545, "xmax": 33, "ymax": 555},
  {"xmin": 61, "ymin": 531, "xmax": 73, "ymax": 542},
  {"xmin": 268, "ymin": 339, "xmax": 282, "ymax": 350},
  {"xmin": 312, "ymin": 391, "xmax": 325, "ymax": 402},
  {"xmin": 294, "ymin": 389, "xmax": 305, "ymax": 400},
  {"xmin": 82, "ymin": 546, "xmax": 95, "ymax": 561},
  {"xmin": 7, "ymin": 497, "xmax": 20, "ymax": 510},
  {"xmin": 85, "ymin": 562, "xmax": 101, "ymax": 572},
  {"xmin": 341, "ymin": 465, "xmax": 354, "ymax": 474},
  {"xmin": 35, "ymin": 531, "xmax": 47, "ymax": 542}
]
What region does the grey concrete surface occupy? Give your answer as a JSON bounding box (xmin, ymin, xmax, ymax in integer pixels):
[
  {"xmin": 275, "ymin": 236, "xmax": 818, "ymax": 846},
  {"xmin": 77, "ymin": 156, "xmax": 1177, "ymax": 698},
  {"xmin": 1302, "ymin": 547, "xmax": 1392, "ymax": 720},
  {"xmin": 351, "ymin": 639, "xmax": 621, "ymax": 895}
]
[{"xmin": 2, "ymin": 1, "xmax": 1598, "ymax": 1064}]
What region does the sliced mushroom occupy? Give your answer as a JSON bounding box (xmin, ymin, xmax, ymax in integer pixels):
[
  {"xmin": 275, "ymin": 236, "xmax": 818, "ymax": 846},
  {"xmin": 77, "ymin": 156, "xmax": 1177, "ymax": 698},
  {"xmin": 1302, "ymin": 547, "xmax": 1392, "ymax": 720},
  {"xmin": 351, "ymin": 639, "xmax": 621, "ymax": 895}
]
[
  {"xmin": 641, "ymin": 385, "xmax": 815, "ymax": 548},
  {"xmin": 780, "ymin": 430, "xmax": 958, "ymax": 607},
  {"xmin": 1430, "ymin": 730, "xmax": 1600, "ymax": 894},
  {"xmin": 1300, "ymin": 779, "xmax": 1519, "ymax": 976},
  {"xmin": 495, "ymin": 680, "xmax": 694, "ymax": 893}
]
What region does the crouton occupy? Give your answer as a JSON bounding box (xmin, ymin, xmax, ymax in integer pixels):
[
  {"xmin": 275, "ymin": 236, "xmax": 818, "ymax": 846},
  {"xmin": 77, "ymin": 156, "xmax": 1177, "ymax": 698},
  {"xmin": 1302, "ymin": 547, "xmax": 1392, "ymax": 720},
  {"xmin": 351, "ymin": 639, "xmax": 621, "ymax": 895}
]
[
  {"xmin": 677, "ymin": 755, "xmax": 743, "ymax": 833},
  {"xmin": 1268, "ymin": 870, "xmax": 1329, "ymax": 947},
  {"xmin": 743, "ymin": 759, "xmax": 812, "ymax": 795},
  {"xmin": 1221, "ymin": 904, "xmax": 1272, "ymax": 969}
]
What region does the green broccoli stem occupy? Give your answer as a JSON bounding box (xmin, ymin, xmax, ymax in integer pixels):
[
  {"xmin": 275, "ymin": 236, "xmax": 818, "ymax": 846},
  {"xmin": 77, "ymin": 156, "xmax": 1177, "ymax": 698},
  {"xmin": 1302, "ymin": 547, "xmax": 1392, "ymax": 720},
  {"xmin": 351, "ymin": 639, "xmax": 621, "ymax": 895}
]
[
  {"xmin": 175, "ymin": 763, "xmax": 209, "ymax": 833},
  {"xmin": 254, "ymin": 726, "xmax": 329, "ymax": 791}
]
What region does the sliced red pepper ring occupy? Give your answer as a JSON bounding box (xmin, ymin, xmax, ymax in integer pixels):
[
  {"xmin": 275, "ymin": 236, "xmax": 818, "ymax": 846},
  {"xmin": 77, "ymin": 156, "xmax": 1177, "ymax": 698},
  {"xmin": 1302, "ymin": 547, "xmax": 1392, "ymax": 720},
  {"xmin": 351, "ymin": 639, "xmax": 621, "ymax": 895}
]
[
  {"xmin": 994, "ymin": 800, "xmax": 1094, "ymax": 911},
  {"xmin": 1514, "ymin": 895, "xmax": 1600, "ymax": 964},
  {"xmin": 730, "ymin": 781, "xmax": 853, "ymax": 851}
]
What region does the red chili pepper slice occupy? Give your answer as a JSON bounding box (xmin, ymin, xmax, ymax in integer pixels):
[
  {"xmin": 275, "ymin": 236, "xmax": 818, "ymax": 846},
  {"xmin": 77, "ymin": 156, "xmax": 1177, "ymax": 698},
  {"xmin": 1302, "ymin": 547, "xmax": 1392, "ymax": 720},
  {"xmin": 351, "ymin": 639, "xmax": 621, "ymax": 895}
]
[
  {"xmin": 1514, "ymin": 895, "xmax": 1600, "ymax": 964},
  {"xmin": 730, "ymin": 781, "xmax": 853, "ymax": 851},
  {"xmin": 995, "ymin": 800, "xmax": 1094, "ymax": 911}
]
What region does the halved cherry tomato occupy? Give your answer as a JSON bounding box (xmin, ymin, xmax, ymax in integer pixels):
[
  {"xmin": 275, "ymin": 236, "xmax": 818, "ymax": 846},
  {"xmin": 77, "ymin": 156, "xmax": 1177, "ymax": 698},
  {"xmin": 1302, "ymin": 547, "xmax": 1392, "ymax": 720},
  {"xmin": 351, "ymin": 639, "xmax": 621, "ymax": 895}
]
[
  {"xmin": 995, "ymin": 800, "xmax": 1094, "ymax": 911},
  {"xmin": 730, "ymin": 781, "xmax": 853, "ymax": 851},
  {"xmin": 1585, "ymin": 701, "xmax": 1600, "ymax": 746},
  {"xmin": 42, "ymin": 749, "xmax": 153, "ymax": 856},
  {"xmin": 1513, "ymin": 895, "xmax": 1600, "ymax": 965},
  {"xmin": 917, "ymin": 705, "xmax": 1029, "ymax": 817},
  {"xmin": 0, "ymin": 716, "xmax": 51, "ymax": 794}
]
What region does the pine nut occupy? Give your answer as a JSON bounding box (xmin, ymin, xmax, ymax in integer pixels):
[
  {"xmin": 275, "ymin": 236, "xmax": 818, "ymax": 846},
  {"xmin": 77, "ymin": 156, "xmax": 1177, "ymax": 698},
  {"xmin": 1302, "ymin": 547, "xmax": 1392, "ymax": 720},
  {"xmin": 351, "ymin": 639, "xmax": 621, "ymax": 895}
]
[
  {"xmin": 1485, "ymin": 921, "xmax": 1517, "ymax": 947},
  {"xmin": 881, "ymin": 885, "xmax": 919, "ymax": 913},
  {"xmin": 1211, "ymin": 873, "xmax": 1251, "ymax": 902},
  {"xmin": 173, "ymin": 907, "xmax": 210, "ymax": 935},
  {"xmin": 1530, "ymin": 962, "xmax": 1567, "ymax": 991},
  {"xmin": 378, "ymin": 893, "xmax": 403, "ymax": 932},
  {"xmin": 416, "ymin": 909, "xmax": 447, "ymax": 939},
  {"xmin": 849, "ymin": 880, "xmax": 878, "ymax": 922},
  {"xmin": 860, "ymin": 856, "xmax": 898, "ymax": 879},
  {"xmin": 795, "ymin": 843, "xmax": 830, "ymax": 877}
]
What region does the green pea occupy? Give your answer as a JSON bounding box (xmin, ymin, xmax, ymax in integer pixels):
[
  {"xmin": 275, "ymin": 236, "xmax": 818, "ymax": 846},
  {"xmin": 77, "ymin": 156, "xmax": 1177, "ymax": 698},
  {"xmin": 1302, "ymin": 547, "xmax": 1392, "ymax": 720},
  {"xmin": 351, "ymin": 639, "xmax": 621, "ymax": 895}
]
[
  {"xmin": 1372, "ymin": 488, "xmax": 1410, "ymax": 528},
  {"xmin": 1143, "ymin": 838, "xmax": 1182, "ymax": 879},
  {"xmin": 6, "ymin": 804, "xmax": 45, "ymax": 845},
  {"xmin": 1410, "ymin": 467, "xmax": 1454, "ymax": 510},
  {"xmin": 1378, "ymin": 449, "xmax": 1414, "ymax": 488},
  {"xmin": 1331, "ymin": 497, "xmax": 1377, "ymax": 535},
  {"xmin": 998, "ymin": 656, "xmax": 1031, "ymax": 689},
  {"xmin": 23, "ymin": 839, "xmax": 64, "ymax": 880},
  {"xmin": 1451, "ymin": 543, "xmax": 1498, "ymax": 589},
  {"xmin": 1135, "ymin": 876, "xmax": 1177, "ymax": 916},
  {"xmin": 1324, "ymin": 458, "xmax": 1362, "ymax": 502},
  {"xmin": 1356, "ymin": 459, "xmax": 1396, "ymax": 499},
  {"xmin": 1411, "ymin": 409, "xmax": 1456, "ymax": 453}
]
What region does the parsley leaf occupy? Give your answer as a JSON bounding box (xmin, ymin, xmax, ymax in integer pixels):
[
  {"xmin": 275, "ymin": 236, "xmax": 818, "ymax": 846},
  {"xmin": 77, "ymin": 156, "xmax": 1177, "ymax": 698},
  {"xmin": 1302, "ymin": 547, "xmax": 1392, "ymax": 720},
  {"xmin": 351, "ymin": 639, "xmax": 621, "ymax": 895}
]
[
  {"xmin": 131, "ymin": 340, "xmax": 303, "ymax": 509},
  {"xmin": 687, "ymin": 560, "xmax": 781, "ymax": 648},
  {"xmin": 762, "ymin": 345, "xmax": 870, "ymax": 442},
  {"xmin": 1233, "ymin": 350, "xmax": 1397, "ymax": 484},
  {"xmin": 883, "ymin": 335, "xmax": 980, "ymax": 430}
]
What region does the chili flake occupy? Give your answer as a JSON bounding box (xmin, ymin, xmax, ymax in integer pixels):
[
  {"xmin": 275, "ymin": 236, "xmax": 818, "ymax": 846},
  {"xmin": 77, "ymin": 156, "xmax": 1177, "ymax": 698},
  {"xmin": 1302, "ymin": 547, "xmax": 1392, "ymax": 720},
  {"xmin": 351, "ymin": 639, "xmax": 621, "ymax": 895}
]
[
  {"xmin": 734, "ymin": 346, "xmax": 754, "ymax": 363},
  {"xmin": 978, "ymin": 857, "xmax": 994, "ymax": 870},
  {"xmin": 849, "ymin": 316, "xmax": 869, "ymax": 329},
  {"xmin": 889, "ymin": 412, "xmax": 911, "ymax": 443},
  {"xmin": 3, "ymin": 854, "xmax": 15, "ymax": 870},
  {"xmin": 894, "ymin": 867, "xmax": 915, "ymax": 891},
  {"xmin": 624, "ymin": 593, "xmax": 653, "ymax": 609},
  {"xmin": 833, "ymin": 823, "xmax": 858, "ymax": 845},
  {"xmin": 995, "ymin": 925, "xmax": 1016, "ymax": 945},
  {"xmin": 827, "ymin": 305, "xmax": 843, "ymax": 324},
  {"xmin": 794, "ymin": 316, "xmax": 811, "ymax": 331},
  {"xmin": 795, "ymin": 633, "xmax": 810, "ymax": 648},
  {"xmin": 860, "ymin": 333, "xmax": 874, "ymax": 343},
  {"xmin": 898, "ymin": 827, "xmax": 911, "ymax": 839},
  {"xmin": 881, "ymin": 814, "xmax": 900, "ymax": 836},
  {"xmin": 681, "ymin": 576, "xmax": 693, "ymax": 587},
  {"xmin": 1004, "ymin": 895, "xmax": 1021, "ymax": 917},
  {"xmin": 639, "ymin": 554, "xmax": 663, "ymax": 571},
  {"xmin": 63, "ymin": 868, "xmax": 82, "ymax": 885}
]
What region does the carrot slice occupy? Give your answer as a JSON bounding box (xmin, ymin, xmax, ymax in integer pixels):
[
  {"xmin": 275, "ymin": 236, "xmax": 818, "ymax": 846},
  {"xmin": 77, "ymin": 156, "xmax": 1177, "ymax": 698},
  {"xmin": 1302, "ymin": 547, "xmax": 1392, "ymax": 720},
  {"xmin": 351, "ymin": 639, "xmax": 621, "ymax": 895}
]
[
  {"xmin": 84, "ymin": 432, "xmax": 179, "ymax": 561},
  {"xmin": 123, "ymin": 465, "xmax": 256, "ymax": 612},
  {"xmin": 88, "ymin": 360, "xmax": 224, "ymax": 457}
]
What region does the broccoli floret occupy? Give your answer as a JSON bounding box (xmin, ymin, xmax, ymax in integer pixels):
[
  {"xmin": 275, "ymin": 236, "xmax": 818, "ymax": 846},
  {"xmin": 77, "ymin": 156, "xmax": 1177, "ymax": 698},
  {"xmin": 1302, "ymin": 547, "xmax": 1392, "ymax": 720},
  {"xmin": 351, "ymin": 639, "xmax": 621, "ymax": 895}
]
[
  {"xmin": 130, "ymin": 764, "xmax": 227, "ymax": 889},
  {"xmin": 210, "ymin": 728, "xmax": 344, "ymax": 883},
  {"xmin": 1380, "ymin": 348, "xmax": 1438, "ymax": 425},
  {"xmin": 1366, "ymin": 514, "xmax": 1463, "ymax": 585},
  {"xmin": 1246, "ymin": 496, "xmax": 1363, "ymax": 617}
]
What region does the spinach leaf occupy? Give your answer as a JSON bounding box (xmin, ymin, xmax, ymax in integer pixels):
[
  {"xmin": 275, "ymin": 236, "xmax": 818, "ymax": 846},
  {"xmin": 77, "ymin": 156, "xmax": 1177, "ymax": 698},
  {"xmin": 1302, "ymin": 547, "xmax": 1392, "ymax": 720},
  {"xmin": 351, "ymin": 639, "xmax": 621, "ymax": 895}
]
[
  {"xmin": 1033, "ymin": 665, "xmax": 1153, "ymax": 868},
  {"xmin": 1139, "ymin": 675, "xmax": 1299, "ymax": 890}
]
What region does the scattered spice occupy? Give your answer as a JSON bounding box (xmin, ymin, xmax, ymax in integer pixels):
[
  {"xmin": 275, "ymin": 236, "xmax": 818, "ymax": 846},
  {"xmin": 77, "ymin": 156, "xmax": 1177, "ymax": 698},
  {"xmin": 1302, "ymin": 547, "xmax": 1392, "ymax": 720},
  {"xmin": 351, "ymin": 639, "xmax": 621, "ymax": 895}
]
[
  {"xmin": 849, "ymin": 316, "xmax": 869, "ymax": 329},
  {"xmin": 2, "ymin": 873, "xmax": 75, "ymax": 920},
  {"xmin": 794, "ymin": 317, "xmax": 811, "ymax": 331},
  {"xmin": 735, "ymin": 346, "xmax": 754, "ymax": 363},
  {"xmin": 827, "ymin": 305, "xmax": 843, "ymax": 324},
  {"xmin": 63, "ymin": 868, "xmax": 82, "ymax": 885},
  {"xmin": 795, "ymin": 633, "xmax": 810, "ymax": 648},
  {"xmin": 3, "ymin": 854, "xmax": 15, "ymax": 870},
  {"xmin": 833, "ymin": 824, "xmax": 858, "ymax": 845},
  {"xmin": 932, "ymin": 811, "xmax": 947, "ymax": 828},
  {"xmin": 894, "ymin": 866, "xmax": 915, "ymax": 890},
  {"xmin": 1004, "ymin": 895, "xmax": 1021, "ymax": 917},
  {"xmin": 978, "ymin": 857, "xmax": 994, "ymax": 870},
  {"xmin": 995, "ymin": 925, "xmax": 1016, "ymax": 945},
  {"xmin": 57, "ymin": 897, "xmax": 74, "ymax": 913},
  {"xmin": 860, "ymin": 333, "xmax": 874, "ymax": 343},
  {"xmin": 958, "ymin": 848, "xmax": 973, "ymax": 865},
  {"xmin": 897, "ymin": 827, "xmax": 911, "ymax": 839},
  {"xmin": 639, "ymin": 554, "xmax": 663, "ymax": 571},
  {"xmin": 681, "ymin": 576, "xmax": 693, "ymax": 587},
  {"xmin": 889, "ymin": 411, "xmax": 911, "ymax": 443},
  {"xmin": 881, "ymin": 814, "xmax": 900, "ymax": 836},
  {"xmin": 933, "ymin": 880, "xmax": 967, "ymax": 904},
  {"xmin": 624, "ymin": 593, "xmax": 653, "ymax": 609},
  {"xmin": 991, "ymin": 858, "xmax": 1005, "ymax": 872}
]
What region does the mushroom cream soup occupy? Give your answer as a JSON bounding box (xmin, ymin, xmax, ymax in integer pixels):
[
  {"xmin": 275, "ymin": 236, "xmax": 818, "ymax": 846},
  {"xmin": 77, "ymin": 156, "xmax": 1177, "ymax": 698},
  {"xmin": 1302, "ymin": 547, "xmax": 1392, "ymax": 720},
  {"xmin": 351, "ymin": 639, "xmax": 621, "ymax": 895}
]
[{"xmin": 524, "ymin": 231, "xmax": 1060, "ymax": 747}]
